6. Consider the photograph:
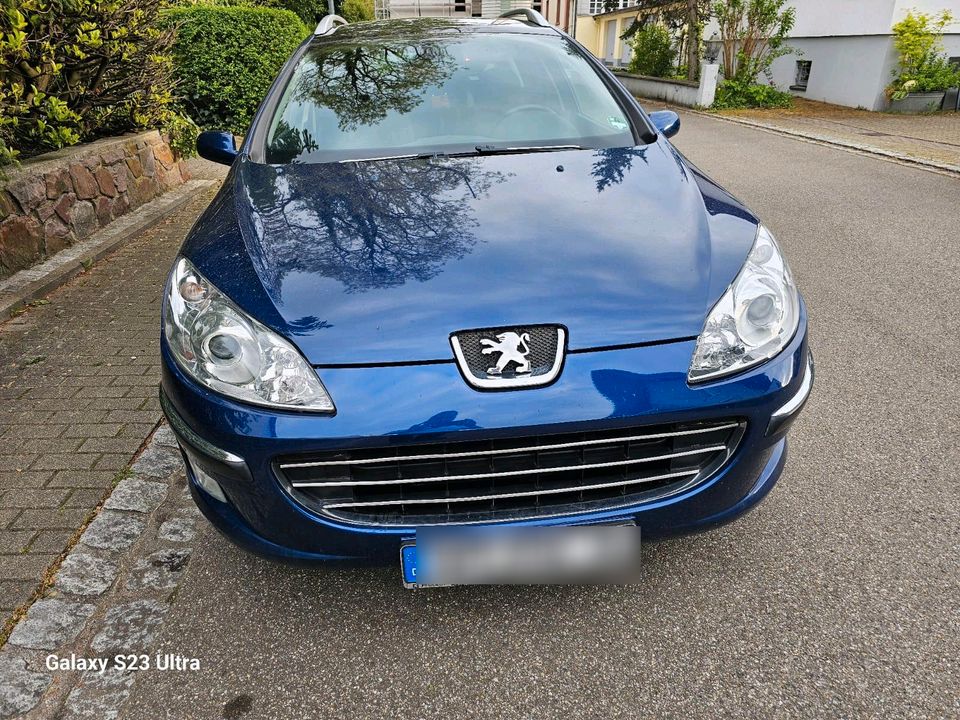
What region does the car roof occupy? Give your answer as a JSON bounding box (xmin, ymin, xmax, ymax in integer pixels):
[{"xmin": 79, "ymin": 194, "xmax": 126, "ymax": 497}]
[{"xmin": 309, "ymin": 17, "xmax": 562, "ymax": 46}]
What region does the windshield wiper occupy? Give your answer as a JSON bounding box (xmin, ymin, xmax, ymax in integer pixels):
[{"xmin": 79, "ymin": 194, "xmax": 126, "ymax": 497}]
[
  {"xmin": 473, "ymin": 144, "xmax": 585, "ymax": 155},
  {"xmin": 341, "ymin": 145, "xmax": 587, "ymax": 163},
  {"xmin": 412, "ymin": 145, "xmax": 585, "ymax": 160}
]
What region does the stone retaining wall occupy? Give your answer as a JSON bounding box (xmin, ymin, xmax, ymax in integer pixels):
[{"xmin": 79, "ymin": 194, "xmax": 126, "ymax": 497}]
[{"xmin": 0, "ymin": 131, "xmax": 190, "ymax": 277}]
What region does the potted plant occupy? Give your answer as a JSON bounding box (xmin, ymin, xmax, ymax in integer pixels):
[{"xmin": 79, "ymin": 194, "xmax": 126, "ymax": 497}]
[{"xmin": 886, "ymin": 10, "xmax": 960, "ymax": 113}]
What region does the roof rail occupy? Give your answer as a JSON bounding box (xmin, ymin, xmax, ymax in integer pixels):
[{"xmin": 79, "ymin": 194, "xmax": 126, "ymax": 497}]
[
  {"xmin": 496, "ymin": 9, "xmax": 551, "ymax": 27},
  {"xmin": 314, "ymin": 15, "xmax": 348, "ymax": 35}
]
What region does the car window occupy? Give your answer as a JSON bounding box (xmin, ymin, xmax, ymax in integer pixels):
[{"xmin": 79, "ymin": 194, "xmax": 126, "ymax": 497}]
[{"xmin": 264, "ymin": 32, "xmax": 635, "ymax": 163}]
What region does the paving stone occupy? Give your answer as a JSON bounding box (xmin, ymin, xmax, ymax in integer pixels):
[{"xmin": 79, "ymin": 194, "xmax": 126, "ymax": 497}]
[
  {"xmin": 0, "ymin": 186, "xmax": 221, "ymax": 630},
  {"xmin": 62, "ymin": 666, "xmax": 135, "ymax": 720},
  {"xmin": 103, "ymin": 477, "xmax": 167, "ymax": 513},
  {"xmin": 61, "ymin": 424, "xmax": 122, "ymax": 438},
  {"xmin": 0, "ymin": 553, "xmax": 56, "ymax": 581},
  {"xmin": 30, "ymin": 453, "xmax": 100, "ymax": 471},
  {"xmin": 130, "ymin": 444, "xmax": 182, "ymax": 479},
  {"xmin": 27, "ymin": 529, "xmax": 75, "ymax": 553},
  {"xmin": 77, "ymin": 437, "xmax": 143, "ymax": 454},
  {"xmin": 0, "ymin": 530, "xmax": 34, "ymax": 553},
  {"xmin": 152, "ymin": 425, "xmax": 178, "ymax": 449},
  {"xmin": 48, "ymin": 470, "xmax": 116, "ymax": 489},
  {"xmin": 12, "ymin": 508, "xmax": 90, "ymax": 530},
  {"xmin": 7, "ymin": 598, "xmax": 95, "ymax": 650},
  {"xmin": 125, "ymin": 548, "xmax": 192, "ymax": 591},
  {"xmin": 63, "ymin": 489, "xmax": 105, "ymax": 509},
  {"xmin": 55, "ymin": 552, "xmax": 119, "ymax": 596},
  {"xmin": 0, "ymin": 580, "xmax": 35, "ymax": 611},
  {"xmin": 91, "ymin": 599, "xmax": 167, "ymax": 654},
  {"xmin": 1, "ymin": 488, "xmax": 71, "ymax": 508},
  {"xmin": 157, "ymin": 516, "xmax": 197, "ymax": 543},
  {"xmin": 80, "ymin": 511, "xmax": 146, "ymax": 551},
  {"xmin": 0, "ymin": 508, "xmax": 21, "ymax": 529},
  {"xmin": 0, "ymin": 652, "xmax": 52, "ymax": 719},
  {"xmin": 92, "ymin": 453, "xmax": 134, "ymax": 471}
]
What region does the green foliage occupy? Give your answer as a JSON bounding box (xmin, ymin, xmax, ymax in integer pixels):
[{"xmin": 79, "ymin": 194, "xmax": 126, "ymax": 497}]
[
  {"xmin": 266, "ymin": 0, "xmax": 330, "ymax": 27},
  {"xmin": 712, "ymin": 77, "xmax": 793, "ymax": 109},
  {"xmin": 712, "ymin": 0, "xmax": 795, "ymax": 83},
  {"xmin": 628, "ymin": 24, "xmax": 676, "ymax": 78},
  {"xmin": 0, "ymin": 0, "xmax": 183, "ymax": 165},
  {"xmin": 165, "ymin": 111, "xmax": 200, "ymax": 158},
  {"xmin": 166, "ymin": 5, "xmax": 308, "ymax": 134},
  {"xmin": 341, "ymin": 0, "xmax": 373, "ymax": 23},
  {"xmin": 168, "ymin": 0, "xmax": 331, "ymax": 28},
  {"xmin": 888, "ymin": 10, "xmax": 960, "ymax": 100}
]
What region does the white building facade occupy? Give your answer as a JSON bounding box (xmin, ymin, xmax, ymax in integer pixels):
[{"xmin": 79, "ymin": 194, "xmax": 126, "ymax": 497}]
[{"xmin": 761, "ymin": 0, "xmax": 960, "ymax": 110}]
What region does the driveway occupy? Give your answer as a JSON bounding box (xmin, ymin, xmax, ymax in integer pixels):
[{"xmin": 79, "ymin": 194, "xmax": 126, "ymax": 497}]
[{"xmin": 54, "ymin": 113, "xmax": 960, "ymax": 718}]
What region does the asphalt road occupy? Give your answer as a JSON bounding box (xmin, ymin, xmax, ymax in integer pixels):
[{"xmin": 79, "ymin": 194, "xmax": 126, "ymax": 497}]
[{"xmin": 121, "ymin": 113, "xmax": 960, "ymax": 720}]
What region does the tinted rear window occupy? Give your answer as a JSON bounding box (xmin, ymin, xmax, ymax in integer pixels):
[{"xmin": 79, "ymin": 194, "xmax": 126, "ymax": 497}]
[{"xmin": 264, "ymin": 31, "xmax": 635, "ymax": 163}]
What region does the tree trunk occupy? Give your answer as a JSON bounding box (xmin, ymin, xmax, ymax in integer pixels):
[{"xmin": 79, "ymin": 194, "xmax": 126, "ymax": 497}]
[{"xmin": 686, "ymin": 0, "xmax": 699, "ymax": 81}]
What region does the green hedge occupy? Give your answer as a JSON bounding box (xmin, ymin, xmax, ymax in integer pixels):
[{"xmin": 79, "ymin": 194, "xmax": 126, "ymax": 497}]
[{"xmin": 167, "ymin": 6, "xmax": 308, "ymax": 134}]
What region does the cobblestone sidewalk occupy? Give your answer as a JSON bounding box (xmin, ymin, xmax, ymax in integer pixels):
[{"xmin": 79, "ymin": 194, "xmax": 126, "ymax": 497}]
[
  {"xmin": 713, "ymin": 99, "xmax": 960, "ymax": 169},
  {"xmin": 0, "ymin": 178, "xmax": 220, "ymax": 630},
  {"xmin": 0, "ymin": 425, "xmax": 200, "ymax": 718}
]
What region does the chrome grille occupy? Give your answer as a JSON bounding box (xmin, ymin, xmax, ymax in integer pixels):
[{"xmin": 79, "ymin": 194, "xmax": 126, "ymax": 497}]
[{"xmin": 276, "ymin": 420, "xmax": 744, "ymax": 527}]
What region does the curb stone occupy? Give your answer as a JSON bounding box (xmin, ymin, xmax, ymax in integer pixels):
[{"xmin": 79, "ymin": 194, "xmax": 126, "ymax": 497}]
[
  {"xmin": 687, "ymin": 109, "xmax": 960, "ymax": 178},
  {"xmin": 0, "ymin": 179, "xmax": 217, "ymax": 322},
  {"xmin": 0, "ymin": 424, "xmax": 203, "ymax": 720},
  {"xmin": 629, "ymin": 94, "xmax": 960, "ymax": 178}
]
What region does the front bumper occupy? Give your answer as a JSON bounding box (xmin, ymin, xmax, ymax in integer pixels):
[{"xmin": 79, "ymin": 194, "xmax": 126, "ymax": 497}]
[{"xmin": 160, "ymin": 307, "xmax": 812, "ymax": 563}]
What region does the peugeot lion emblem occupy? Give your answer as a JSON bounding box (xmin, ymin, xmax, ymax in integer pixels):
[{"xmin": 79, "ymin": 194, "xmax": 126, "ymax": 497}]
[
  {"xmin": 481, "ymin": 332, "xmax": 531, "ymax": 375},
  {"xmin": 450, "ymin": 325, "xmax": 566, "ymax": 390}
]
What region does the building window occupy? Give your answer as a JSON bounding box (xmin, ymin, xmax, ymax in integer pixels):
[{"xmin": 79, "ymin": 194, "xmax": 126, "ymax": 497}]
[
  {"xmin": 454, "ymin": 0, "xmax": 465, "ymax": 12},
  {"xmin": 531, "ymin": 0, "xmax": 541, "ymax": 11},
  {"xmin": 791, "ymin": 60, "xmax": 811, "ymax": 91},
  {"xmin": 589, "ymin": 0, "xmax": 629, "ymax": 14},
  {"xmin": 471, "ymin": 0, "xmax": 481, "ymax": 16}
]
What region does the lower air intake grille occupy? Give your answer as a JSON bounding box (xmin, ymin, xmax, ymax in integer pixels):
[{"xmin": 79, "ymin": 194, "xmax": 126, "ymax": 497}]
[{"xmin": 276, "ymin": 420, "xmax": 744, "ymax": 527}]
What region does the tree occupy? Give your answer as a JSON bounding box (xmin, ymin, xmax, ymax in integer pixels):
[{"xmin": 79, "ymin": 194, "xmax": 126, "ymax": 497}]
[
  {"xmin": 619, "ymin": 0, "xmax": 710, "ymax": 80},
  {"xmin": 628, "ymin": 24, "xmax": 676, "ymax": 77},
  {"xmin": 712, "ymin": 0, "xmax": 795, "ymax": 82},
  {"xmin": 341, "ymin": 0, "xmax": 374, "ymax": 22},
  {"xmin": 245, "ymin": 159, "xmax": 506, "ymax": 293},
  {"xmin": 276, "ymin": 23, "xmax": 456, "ymax": 135},
  {"xmin": 685, "ymin": 0, "xmax": 700, "ymax": 81}
]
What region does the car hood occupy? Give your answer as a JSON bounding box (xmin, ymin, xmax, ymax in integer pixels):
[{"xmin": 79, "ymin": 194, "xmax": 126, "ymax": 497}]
[{"xmin": 187, "ymin": 143, "xmax": 759, "ymax": 365}]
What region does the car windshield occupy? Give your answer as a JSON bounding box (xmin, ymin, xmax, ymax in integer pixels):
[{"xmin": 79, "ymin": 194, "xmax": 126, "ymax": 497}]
[{"xmin": 264, "ymin": 27, "xmax": 636, "ymax": 164}]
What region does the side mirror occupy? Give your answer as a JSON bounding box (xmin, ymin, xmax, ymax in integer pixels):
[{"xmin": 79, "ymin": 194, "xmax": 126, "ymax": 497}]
[
  {"xmin": 649, "ymin": 110, "xmax": 681, "ymax": 139},
  {"xmin": 197, "ymin": 131, "xmax": 239, "ymax": 165}
]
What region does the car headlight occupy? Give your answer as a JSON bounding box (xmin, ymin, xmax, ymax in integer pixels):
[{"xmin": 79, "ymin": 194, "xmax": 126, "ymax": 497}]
[
  {"xmin": 688, "ymin": 225, "xmax": 799, "ymax": 383},
  {"xmin": 163, "ymin": 257, "xmax": 335, "ymax": 412}
]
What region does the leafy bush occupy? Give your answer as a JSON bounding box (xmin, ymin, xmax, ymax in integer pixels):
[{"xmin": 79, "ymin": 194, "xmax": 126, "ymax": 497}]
[
  {"xmin": 266, "ymin": 0, "xmax": 330, "ymax": 26},
  {"xmin": 0, "ymin": 0, "xmax": 189, "ymax": 165},
  {"xmin": 166, "ymin": 5, "xmax": 308, "ymax": 134},
  {"xmin": 341, "ymin": 0, "xmax": 374, "ymax": 23},
  {"xmin": 628, "ymin": 24, "xmax": 676, "ymax": 78},
  {"xmin": 887, "ymin": 10, "xmax": 960, "ymax": 100},
  {"xmin": 712, "ymin": 78, "xmax": 793, "ymax": 109}
]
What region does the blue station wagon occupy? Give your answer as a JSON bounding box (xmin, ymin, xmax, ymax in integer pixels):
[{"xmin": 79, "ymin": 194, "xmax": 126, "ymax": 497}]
[{"xmin": 160, "ymin": 12, "xmax": 813, "ymax": 583}]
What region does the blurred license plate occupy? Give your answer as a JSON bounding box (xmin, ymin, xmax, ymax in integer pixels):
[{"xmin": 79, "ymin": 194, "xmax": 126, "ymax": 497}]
[{"xmin": 400, "ymin": 524, "xmax": 640, "ymax": 588}]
